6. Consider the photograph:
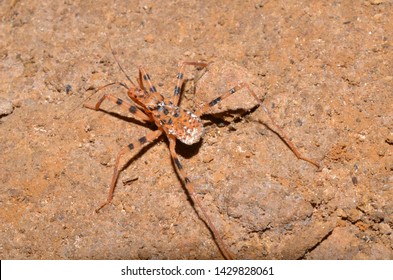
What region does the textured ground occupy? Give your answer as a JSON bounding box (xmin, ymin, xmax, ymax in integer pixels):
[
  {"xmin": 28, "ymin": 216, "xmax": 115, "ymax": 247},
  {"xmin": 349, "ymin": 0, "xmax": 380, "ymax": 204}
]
[{"xmin": 0, "ymin": 0, "xmax": 392, "ymax": 259}]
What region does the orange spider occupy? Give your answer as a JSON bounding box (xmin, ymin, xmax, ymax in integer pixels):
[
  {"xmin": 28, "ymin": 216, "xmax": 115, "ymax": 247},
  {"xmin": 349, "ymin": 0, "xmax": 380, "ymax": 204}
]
[{"xmin": 85, "ymin": 50, "xmax": 320, "ymax": 260}]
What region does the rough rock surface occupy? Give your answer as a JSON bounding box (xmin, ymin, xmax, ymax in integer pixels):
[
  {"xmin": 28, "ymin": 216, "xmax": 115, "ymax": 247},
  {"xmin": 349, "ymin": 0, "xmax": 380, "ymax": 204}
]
[{"xmin": 0, "ymin": 0, "xmax": 392, "ymax": 259}]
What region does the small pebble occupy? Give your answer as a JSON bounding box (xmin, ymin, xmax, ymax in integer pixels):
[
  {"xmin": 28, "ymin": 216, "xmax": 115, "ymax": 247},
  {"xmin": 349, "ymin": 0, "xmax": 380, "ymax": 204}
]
[
  {"xmin": 0, "ymin": 97, "xmax": 14, "ymax": 117},
  {"xmin": 144, "ymin": 34, "xmax": 155, "ymax": 43},
  {"xmin": 202, "ymin": 153, "xmax": 214, "ymax": 163},
  {"xmin": 385, "ymin": 133, "xmax": 393, "ymax": 145},
  {"xmin": 378, "ymin": 223, "xmax": 392, "ymax": 235},
  {"xmin": 369, "ymin": 0, "xmax": 384, "ymax": 5}
]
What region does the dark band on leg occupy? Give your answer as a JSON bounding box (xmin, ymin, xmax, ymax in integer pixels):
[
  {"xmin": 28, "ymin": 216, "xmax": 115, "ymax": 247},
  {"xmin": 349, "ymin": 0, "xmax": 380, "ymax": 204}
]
[
  {"xmin": 138, "ymin": 136, "xmax": 147, "ymax": 144},
  {"xmin": 209, "ymin": 97, "xmax": 221, "ymax": 107},
  {"xmin": 174, "ymin": 157, "xmax": 183, "ymax": 169},
  {"xmin": 174, "ymin": 86, "xmax": 181, "ymax": 95},
  {"xmin": 129, "ymin": 105, "xmax": 137, "ymax": 113}
]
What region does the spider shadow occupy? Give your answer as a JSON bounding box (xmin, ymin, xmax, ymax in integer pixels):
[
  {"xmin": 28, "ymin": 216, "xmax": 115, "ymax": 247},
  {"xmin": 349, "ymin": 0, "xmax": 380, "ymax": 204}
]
[
  {"xmin": 95, "ymin": 108, "xmax": 155, "ymax": 129},
  {"xmin": 93, "ymin": 107, "xmax": 162, "ymax": 180},
  {"xmin": 175, "ymin": 140, "xmax": 203, "ymax": 159},
  {"xmin": 175, "ymin": 106, "xmax": 260, "ymax": 159},
  {"xmin": 106, "ymin": 106, "xmax": 260, "ymax": 197},
  {"xmin": 121, "ymin": 136, "xmax": 163, "ymax": 177}
]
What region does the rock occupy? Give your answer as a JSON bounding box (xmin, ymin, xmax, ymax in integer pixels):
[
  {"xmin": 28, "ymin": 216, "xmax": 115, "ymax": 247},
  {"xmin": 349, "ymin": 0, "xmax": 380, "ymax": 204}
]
[{"xmin": 0, "ymin": 98, "xmax": 14, "ymax": 117}]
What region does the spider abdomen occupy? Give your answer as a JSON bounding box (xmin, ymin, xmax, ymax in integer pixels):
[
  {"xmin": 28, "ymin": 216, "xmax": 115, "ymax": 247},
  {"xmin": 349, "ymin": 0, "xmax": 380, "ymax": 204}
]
[{"xmin": 155, "ymin": 101, "xmax": 204, "ymax": 145}]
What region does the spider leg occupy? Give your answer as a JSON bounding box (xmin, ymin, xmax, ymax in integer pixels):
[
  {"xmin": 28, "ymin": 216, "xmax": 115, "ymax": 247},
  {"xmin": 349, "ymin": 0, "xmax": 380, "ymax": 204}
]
[
  {"xmin": 194, "ymin": 82, "xmax": 248, "ymax": 117},
  {"xmin": 172, "ymin": 62, "xmax": 209, "ymax": 106},
  {"xmin": 137, "ymin": 68, "xmax": 146, "ymax": 91},
  {"xmin": 84, "ymin": 93, "xmax": 151, "ymax": 122},
  {"xmin": 195, "ymin": 82, "xmax": 320, "ymax": 168},
  {"xmin": 139, "ymin": 67, "xmax": 158, "ymax": 93},
  {"xmin": 96, "ymin": 129, "xmax": 163, "ymax": 212},
  {"xmin": 258, "ymin": 102, "xmax": 321, "ymax": 168},
  {"xmin": 167, "ymin": 136, "xmax": 234, "ymax": 260}
]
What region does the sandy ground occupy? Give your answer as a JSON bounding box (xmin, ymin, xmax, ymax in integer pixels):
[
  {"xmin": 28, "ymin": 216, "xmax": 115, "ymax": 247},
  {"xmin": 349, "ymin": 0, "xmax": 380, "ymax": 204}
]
[{"xmin": 0, "ymin": 0, "xmax": 392, "ymax": 259}]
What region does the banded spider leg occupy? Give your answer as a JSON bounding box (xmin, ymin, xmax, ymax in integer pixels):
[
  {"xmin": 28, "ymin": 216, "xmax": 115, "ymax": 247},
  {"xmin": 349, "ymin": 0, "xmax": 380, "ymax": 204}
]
[
  {"xmin": 158, "ymin": 63, "xmax": 320, "ymax": 260},
  {"xmin": 194, "ymin": 82, "xmax": 320, "ymax": 168},
  {"xmin": 171, "ymin": 61, "xmax": 320, "ymax": 169},
  {"xmin": 84, "ymin": 57, "xmax": 320, "ymax": 260},
  {"xmin": 84, "ymin": 92, "xmax": 163, "ymax": 212}
]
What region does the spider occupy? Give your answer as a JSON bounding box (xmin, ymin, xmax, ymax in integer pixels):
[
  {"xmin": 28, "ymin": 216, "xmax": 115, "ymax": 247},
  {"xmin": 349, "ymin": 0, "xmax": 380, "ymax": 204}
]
[{"xmin": 84, "ymin": 51, "xmax": 320, "ymax": 260}]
